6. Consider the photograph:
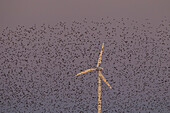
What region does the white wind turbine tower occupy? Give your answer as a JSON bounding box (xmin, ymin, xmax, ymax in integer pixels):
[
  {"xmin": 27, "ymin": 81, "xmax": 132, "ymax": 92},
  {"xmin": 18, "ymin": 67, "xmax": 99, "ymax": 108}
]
[{"xmin": 75, "ymin": 42, "xmax": 112, "ymax": 113}]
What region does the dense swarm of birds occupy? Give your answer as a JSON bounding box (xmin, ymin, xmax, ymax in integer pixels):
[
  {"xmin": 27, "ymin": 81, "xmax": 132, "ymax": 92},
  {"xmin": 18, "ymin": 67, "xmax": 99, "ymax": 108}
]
[{"xmin": 0, "ymin": 17, "xmax": 170, "ymax": 113}]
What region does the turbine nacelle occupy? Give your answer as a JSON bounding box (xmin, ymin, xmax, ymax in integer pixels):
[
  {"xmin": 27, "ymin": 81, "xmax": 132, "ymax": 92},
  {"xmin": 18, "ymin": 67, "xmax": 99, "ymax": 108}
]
[{"xmin": 96, "ymin": 67, "xmax": 103, "ymax": 71}]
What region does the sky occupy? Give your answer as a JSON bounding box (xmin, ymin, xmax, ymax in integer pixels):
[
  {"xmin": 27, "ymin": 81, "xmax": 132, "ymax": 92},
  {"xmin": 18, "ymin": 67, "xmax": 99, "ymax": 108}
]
[
  {"xmin": 0, "ymin": 0, "xmax": 170, "ymax": 26},
  {"xmin": 0, "ymin": 0, "xmax": 170, "ymax": 113}
]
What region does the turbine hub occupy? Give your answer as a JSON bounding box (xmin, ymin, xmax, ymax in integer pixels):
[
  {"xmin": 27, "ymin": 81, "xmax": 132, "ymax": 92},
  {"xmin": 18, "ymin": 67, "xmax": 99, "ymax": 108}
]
[{"xmin": 96, "ymin": 67, "xmax": 103, "ymax": 71}]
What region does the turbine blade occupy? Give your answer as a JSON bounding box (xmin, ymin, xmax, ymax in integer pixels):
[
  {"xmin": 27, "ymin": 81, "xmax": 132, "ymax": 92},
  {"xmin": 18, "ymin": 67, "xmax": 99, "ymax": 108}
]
[
  {"xmin": 75, "ymin": 68, "xmax": 96, "ymax": 76},
  {"xmin": 97, "ymin": 42, "xmax": 104, "ymax": 68},
  {"xmin": 98, "ymin": 71, "xmax": 112, "ymax": 89}
]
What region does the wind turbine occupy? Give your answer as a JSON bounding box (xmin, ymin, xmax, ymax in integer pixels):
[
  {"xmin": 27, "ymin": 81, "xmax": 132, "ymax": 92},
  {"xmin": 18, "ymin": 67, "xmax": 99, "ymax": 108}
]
[{"xmin": 75, "ymin": 42, "xmax": 112, "ymax": 113}]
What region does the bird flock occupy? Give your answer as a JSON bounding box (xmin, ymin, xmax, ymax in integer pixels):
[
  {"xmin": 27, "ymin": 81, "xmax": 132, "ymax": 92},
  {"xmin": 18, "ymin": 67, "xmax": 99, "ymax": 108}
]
[{"xmin": 0, "ymin": 17, "xmax": 170, "ymax": 112}]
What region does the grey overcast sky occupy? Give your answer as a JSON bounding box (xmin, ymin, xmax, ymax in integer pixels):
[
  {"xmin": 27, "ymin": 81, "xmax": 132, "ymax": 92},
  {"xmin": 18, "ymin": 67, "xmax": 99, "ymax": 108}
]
[
  {"xmin": 0, "ymin": 0, "xmax": 170, "ymax": 26},
  {"xmin": 1, "ymin": 0, "xmax": 170, "ymax": 112}
]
